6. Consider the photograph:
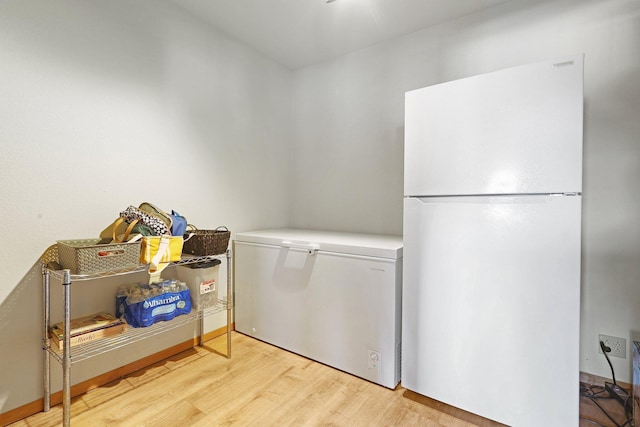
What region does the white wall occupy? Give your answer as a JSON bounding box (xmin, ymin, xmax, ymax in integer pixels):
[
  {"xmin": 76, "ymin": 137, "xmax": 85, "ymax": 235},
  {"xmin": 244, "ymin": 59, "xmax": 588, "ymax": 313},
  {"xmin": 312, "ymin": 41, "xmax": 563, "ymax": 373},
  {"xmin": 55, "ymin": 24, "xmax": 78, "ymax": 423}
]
[
  {"xmin": 0, "ymin": 0, "xmax": 292, "ymax": 414},
  {"xmin": 2, "ymin": 0, "xmax": 640, "ymax": 418},
  {"xmin": 290, "ymin": 0, "xmax": 640, "ymax": 383},
  {"xmin": 291, "ymin": 53, "xmax": 405, "ymax": 235}
]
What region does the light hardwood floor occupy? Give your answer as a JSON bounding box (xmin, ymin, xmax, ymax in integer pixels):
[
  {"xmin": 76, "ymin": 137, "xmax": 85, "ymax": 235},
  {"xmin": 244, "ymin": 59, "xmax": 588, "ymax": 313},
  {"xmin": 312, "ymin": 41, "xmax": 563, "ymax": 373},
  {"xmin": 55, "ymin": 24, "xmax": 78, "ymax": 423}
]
[{"xmin": 12, "ymin": 332, "xmax": 504, "ymax": 427}]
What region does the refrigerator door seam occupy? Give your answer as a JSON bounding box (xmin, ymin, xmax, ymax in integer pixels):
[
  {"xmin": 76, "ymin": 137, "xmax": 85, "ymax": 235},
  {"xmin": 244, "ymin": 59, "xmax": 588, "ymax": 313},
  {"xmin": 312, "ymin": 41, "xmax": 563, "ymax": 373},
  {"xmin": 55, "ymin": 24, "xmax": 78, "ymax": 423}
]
[{"xmin": 405, "ymin": 192, "xmax": 582, "ymax": 198}]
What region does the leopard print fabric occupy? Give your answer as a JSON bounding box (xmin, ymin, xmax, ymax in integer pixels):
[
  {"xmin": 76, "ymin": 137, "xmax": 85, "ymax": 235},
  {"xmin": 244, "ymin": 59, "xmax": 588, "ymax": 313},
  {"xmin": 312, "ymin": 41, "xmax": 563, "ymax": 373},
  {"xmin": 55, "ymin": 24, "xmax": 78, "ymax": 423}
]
[{"xmin": 120, "ymin": 206, "xmax": 170, "ymax": 236}]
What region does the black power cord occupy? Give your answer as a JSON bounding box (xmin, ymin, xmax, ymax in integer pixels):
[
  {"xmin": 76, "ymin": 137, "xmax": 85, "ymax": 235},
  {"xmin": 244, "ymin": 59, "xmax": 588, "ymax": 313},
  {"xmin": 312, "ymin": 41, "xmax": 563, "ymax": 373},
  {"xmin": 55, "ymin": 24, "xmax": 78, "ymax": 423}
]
[
  {"xmin": 579, "ymin": 341, "xmax": 633, "ymax": 427},
  {"xmin": 580, "ymin": 383, "xmax": 619, "ymax": 426},
  {"xmin": 580, "ymin": 382, "xmax": 633, "ymax": 426},
  {"xmin": 600, "ymin": 341, "xmax": 617, "ymax": 386}
]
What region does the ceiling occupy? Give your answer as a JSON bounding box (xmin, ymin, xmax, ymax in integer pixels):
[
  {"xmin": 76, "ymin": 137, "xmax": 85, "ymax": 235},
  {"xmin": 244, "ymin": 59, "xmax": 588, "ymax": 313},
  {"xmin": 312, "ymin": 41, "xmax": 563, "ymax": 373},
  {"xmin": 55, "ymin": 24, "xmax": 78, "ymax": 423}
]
[{"xmin": 170, "ymin": 0, "xmax": 511, "ymax": 69}]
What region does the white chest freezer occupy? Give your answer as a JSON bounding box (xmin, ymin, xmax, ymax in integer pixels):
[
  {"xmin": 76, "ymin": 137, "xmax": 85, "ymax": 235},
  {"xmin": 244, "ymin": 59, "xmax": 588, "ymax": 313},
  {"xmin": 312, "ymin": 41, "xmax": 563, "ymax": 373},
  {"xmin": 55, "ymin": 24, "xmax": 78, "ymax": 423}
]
[{"xmin": 234, "ymin": 229, "xmax": 403, "ymax": 388}]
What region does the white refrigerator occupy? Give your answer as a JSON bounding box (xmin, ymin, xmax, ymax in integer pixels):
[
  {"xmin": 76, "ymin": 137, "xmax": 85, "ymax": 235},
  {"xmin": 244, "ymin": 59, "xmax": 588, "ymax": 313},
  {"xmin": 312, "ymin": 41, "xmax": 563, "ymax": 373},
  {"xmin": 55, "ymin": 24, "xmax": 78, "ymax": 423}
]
[{"xmin": 402, "ymin": 55, "xmax": 583, "ymax": 426}]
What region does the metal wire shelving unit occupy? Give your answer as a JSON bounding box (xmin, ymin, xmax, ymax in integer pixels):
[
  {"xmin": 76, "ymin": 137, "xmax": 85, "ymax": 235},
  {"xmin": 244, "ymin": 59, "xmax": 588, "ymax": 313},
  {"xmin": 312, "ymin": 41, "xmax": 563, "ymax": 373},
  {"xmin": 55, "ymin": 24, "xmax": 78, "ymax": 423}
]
[{"xmin": 40, "ymin": 249, "xmax": 232, "ymax": 427}]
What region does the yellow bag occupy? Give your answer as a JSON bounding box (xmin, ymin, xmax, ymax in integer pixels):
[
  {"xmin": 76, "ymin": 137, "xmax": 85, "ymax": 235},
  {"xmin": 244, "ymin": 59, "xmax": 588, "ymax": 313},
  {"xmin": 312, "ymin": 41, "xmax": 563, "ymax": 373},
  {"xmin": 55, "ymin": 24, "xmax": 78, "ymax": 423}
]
[{"xmin": 140, "ymin": 236, "xmax": 184, "ymax": 273}]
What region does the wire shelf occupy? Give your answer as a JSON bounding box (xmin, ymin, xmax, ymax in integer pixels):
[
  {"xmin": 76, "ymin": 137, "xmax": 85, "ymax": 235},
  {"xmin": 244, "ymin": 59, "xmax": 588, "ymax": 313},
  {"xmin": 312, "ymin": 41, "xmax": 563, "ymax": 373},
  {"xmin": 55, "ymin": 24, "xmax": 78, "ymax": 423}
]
[
  {"xmin": 46, "ymin": 253, "xmax": 227, "ymax": 282},
  {"xmin": 45, "ymin": 299, "xmax": 228, "ymax": 364}
]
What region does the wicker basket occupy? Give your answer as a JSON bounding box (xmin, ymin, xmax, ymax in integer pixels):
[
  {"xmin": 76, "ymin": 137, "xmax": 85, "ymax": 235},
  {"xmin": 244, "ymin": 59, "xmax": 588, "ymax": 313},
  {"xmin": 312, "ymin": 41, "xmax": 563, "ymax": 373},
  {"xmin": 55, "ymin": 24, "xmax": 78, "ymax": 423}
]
[
  {"xmin": 40, "ymin": 244, "xmax": 59, "ymax": 265},
  {"xmin": 57, "ymin": 239, "xmax": 142, "ymax": 274},
  {"xmin": 182, "ymin": 226, "xmax": 230, "ymax": 256}
]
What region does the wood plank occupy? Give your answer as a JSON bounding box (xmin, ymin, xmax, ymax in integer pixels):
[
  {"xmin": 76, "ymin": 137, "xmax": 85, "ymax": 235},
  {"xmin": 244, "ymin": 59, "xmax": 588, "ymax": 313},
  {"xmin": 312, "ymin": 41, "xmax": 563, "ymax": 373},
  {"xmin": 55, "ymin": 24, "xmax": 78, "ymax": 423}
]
[
  {"xmin": 0, "ymin": 325, "xmax": 230, "ymax": 425},
  {"xmin": 81, "ymin": 378, "xmax": 134, "ymax": 410},
  {"xmin": 12, "ymin": 395, "xmax": 88, "ymax": 427},
  {"xmin": 6, "ymin": 332, "xmax": 612, "ymax": 426}
]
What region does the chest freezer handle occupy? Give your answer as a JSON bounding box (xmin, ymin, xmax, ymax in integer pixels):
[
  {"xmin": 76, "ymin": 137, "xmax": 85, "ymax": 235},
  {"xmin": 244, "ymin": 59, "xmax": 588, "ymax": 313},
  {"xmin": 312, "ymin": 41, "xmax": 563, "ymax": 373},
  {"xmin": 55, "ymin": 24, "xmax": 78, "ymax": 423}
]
[{"xmin": 281, "ymin": 240, "xmax": 319, "ymax": 255}]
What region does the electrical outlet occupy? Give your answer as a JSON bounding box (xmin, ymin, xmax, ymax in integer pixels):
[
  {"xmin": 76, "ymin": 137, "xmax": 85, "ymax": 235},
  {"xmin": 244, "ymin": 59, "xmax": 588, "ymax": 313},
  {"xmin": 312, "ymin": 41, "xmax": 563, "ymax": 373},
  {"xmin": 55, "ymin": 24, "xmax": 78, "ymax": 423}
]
[{"xmin": 599, "ymin": 334, "xmax": 626, "ymax": 358}]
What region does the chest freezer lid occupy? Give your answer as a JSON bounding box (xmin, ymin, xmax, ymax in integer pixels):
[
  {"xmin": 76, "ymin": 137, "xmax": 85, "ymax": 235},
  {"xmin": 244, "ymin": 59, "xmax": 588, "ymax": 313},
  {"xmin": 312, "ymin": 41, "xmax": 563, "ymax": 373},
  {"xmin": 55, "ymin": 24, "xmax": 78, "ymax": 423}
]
[{"xmin": 235, "ymin": 229, "xmax": 403, "ymax": 259}]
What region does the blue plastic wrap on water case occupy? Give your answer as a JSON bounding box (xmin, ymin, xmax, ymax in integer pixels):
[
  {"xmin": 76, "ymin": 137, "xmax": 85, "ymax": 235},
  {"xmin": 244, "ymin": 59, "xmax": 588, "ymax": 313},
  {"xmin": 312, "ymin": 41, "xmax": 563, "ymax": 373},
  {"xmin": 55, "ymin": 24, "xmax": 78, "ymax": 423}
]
[{"xmin": 117, "ymin": 284, "xmax": 191, "ymax": 328}]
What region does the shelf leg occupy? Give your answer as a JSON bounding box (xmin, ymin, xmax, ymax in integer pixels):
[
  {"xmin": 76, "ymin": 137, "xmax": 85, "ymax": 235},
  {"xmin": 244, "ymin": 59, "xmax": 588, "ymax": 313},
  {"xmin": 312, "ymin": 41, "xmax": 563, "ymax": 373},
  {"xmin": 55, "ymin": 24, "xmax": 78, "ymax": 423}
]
[
  {"xmin": 226, "ymin": 249, "xmax": 232, "ymax": 359},
  {"xmin": 42, "ymin": 266, "xmax": 50, "ymax": 412},
  {"xmin": 198, "ymin": 309, "xmax": 204, "ymax": 347},
  {"xmin": 62, "ymin": 270, "xmax": 71, "ymax": 427}
]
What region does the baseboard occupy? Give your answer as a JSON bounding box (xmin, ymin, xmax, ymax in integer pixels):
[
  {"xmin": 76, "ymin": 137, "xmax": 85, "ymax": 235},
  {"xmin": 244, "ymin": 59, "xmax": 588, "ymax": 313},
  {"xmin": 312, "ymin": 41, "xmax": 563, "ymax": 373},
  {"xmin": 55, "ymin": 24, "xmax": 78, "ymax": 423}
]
[
  {"xmin": 580, "ymin": 371, "xmax": 632, "ymax": 390},
  {"xmin": 0, "ymin": 324, "xmax": 233, "ymax": 426}
]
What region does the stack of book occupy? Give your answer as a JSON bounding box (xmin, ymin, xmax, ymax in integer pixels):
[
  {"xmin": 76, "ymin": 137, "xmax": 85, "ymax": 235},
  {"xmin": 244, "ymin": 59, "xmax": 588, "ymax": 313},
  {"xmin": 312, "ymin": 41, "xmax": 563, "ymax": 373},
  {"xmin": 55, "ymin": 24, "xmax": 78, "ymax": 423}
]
[{"xmin": 49, "ymin": 312, "xmax": 127, "ymax": 350}]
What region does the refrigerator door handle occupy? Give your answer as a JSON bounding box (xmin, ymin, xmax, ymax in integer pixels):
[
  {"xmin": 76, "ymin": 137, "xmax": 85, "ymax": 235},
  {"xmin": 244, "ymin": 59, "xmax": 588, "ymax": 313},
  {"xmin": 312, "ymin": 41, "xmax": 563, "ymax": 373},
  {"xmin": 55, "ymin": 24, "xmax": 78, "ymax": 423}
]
[{"xmin": 281, "ymin": 240, "xmax": 319, "ymax": 255}]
